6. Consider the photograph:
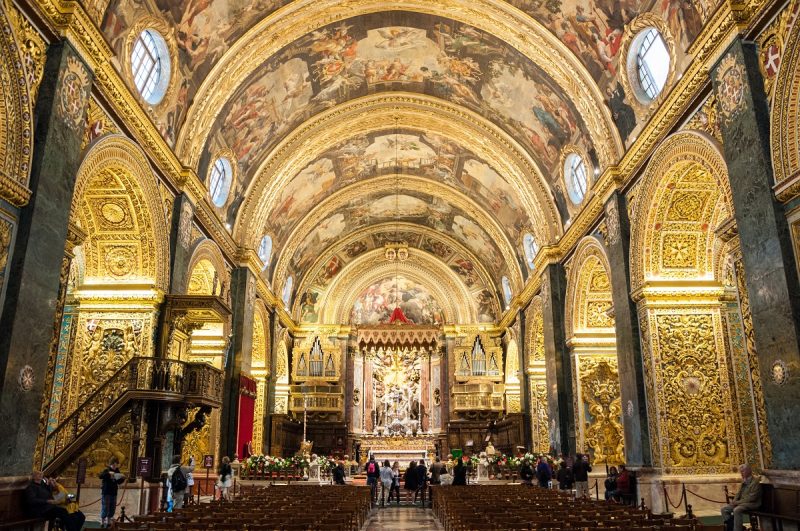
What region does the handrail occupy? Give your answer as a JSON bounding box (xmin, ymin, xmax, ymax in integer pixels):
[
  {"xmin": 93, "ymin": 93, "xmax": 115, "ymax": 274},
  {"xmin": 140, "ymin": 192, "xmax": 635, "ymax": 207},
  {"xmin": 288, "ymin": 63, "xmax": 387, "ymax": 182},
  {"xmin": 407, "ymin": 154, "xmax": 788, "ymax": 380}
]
[{"xmin": 43, "ymin": 357, "xmax": 223, "ymax": 468}]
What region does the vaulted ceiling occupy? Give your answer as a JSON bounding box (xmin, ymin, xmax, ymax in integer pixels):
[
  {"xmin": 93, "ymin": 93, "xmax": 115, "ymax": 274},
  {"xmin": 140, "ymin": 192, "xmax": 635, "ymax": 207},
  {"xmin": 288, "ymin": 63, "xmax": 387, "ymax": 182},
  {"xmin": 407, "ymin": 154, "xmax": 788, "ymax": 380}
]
[{"xmin": 100, "ymin": 0, "xmax": 709, "ymax": 324}]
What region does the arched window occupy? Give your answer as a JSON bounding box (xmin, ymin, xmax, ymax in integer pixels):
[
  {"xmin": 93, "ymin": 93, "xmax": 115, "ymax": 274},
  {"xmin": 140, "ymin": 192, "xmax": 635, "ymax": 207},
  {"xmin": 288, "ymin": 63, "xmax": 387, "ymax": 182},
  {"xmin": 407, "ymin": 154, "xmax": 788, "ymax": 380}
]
[
  {"xmin": 565, "ymin": 153, "xmax": 588, "ymax": 204},
  {"xmin": 208, "ymin": 157, "xmax": 233, "ymax": 207},
  {"xmin": 258, "ymin": 235, "xmax": 273, "ymax": 270},
  {"xmin": 633, "ymin": 28, "xmax": 670, "ymax": 102},
  {"xmin": 523, "ymin": 233, "xmax": 539, "ymax": 270},
  {"xmin": 282, "ymin": 276, "xmax": 294, "ymax": 309},
  {"xmin": 502, "ymin": 276, "xmax": 513, "ymax": 307},
  {"xmin": 130, "ymin": 30, "xmax": 170, "ymax": 105}
]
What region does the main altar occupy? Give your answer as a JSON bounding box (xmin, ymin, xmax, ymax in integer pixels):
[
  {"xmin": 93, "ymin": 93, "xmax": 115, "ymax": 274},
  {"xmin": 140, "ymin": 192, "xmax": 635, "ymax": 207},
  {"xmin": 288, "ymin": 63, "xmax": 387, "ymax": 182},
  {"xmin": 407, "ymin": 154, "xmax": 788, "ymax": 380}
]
[{"xmin": 349, "ymin": 313, "xmax": 446, "ymax": 464}]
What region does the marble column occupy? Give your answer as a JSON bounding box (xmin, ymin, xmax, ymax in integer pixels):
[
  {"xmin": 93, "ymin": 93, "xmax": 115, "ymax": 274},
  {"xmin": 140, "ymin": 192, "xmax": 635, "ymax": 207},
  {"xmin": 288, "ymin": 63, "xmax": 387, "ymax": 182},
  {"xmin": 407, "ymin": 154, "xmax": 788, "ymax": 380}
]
[
  {"xmin": 219, "ymin": 267, "xmax": 255, "ymax": 458},
  {"xmin": 541, "ymin": 263, "xmax": 574, "ymax": 456},
  {"xmin": 0, "ymin": 41, "xmax": 92, "ymax": 476},
  {"xmin": 603, "ymin": 192, "xmax": 651, "ymax": 467},
  {"xmin": 712, "ymin": 39, "xmax": 800, "ymax": 469},
  {"xmin": 517, "ymin": 313, "xmax": 533, "ymax": 452},
  {"xmin": 167, "ymin": 194, "xmax": 195, "ymax": 294}
]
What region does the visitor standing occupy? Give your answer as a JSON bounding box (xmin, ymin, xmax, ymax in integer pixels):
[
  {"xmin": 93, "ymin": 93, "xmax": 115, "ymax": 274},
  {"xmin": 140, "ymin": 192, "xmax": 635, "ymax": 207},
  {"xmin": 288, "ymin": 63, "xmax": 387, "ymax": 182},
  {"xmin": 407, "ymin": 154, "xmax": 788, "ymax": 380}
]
[
  {"xmin": 167, "ymin": 454, "xmax": 194, "ymax": 509},
  {"xmin": 333, "ymin": 461, "xmax": 346, "ymax": 485},
  {"xmin": 185, "ymin": 456, "xmax": 195, "ymax": 504},
  {"xmin": 536, "ymin": 457, "xmax": 552, "ymax": 488},
  {"xmin": 452, "ymin": 458, "xmax": 467, "ymax": 486},
  {"xmin": 556, "ymin": 461, "xmax": 574, "ymax": 491},
  {"xmin": 99, "ymin": 457, "xmax": 125, "ymax": 528},
  {"xmin": 611, "ymin": 464, "xmax": 631, "ymax": 502},
  {"xmin": 414, "ymin": 460, "xmax": 428, "ymax": 505},
  {"xmin": 217, "ymin": 456, "xmax": 232, "ymax": 501},
  {"xmin": 429, "ymin": 457, "xmax": 445, "ymax": 485},
  {"xmin": 389, "ymin": 462, "xmax": 401, "ymax": 505},
  {"xmin": 379, "ymin": 460, "xmax": 393, "ymax": 506},
  {"xmin": 572, "ymin": 453, "xmax": 592, "ymax": 499},
  {"xmin": 519, "ymin": 458, "xmax": 534, "ymax": 486},
  {"xmin": 365, "ymin": 455, "xmax": 380, "ymax": 504},
  {"xmin": 404, "ymin": 460, "xmax": 419, "ymax": 494}
]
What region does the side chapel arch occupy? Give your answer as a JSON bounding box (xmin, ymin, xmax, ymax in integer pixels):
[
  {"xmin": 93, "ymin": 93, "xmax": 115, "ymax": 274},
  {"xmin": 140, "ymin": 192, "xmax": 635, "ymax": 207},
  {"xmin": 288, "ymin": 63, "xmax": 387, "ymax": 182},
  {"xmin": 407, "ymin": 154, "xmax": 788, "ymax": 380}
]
[
  {"xmin": 630, "ymin": 131, "xmax": 740, "ymax": 474},
  {"xmin": 564, "ymin": 236, "xmax": 624, "ymax": 465}
]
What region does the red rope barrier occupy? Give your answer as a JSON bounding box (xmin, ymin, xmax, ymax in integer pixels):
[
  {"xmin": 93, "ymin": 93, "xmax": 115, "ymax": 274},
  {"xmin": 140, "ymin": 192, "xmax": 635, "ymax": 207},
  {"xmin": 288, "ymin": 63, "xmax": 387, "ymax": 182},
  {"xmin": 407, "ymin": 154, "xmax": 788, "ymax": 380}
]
[
  {"xmin": 685, "ymin": 487, "xmax": 729, "ymax": 505},
  {"xmin": 663, "ymin": 486, "xmax": 685, "ymax": 509}
]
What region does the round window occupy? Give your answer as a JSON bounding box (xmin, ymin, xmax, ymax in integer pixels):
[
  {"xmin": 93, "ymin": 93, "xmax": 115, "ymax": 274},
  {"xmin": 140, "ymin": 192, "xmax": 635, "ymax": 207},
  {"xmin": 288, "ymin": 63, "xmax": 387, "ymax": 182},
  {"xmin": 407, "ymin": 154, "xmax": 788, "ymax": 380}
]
[
  {"xmin": 130, "ymin": 29, "xmax": 170, "ymax": 105},
  {"xmin": 258, "ymin": 235, "xmax": 273, "ymax": 270},
  {"xmin": 282, "ymin": 276, "xmax": 294, "ymax": 309},
  {"xmin": 208, "ymin": 157, "xmax": 233, "ymax": 207},
  {"xmin": 631, "ymin": 28, "xmax": 670, "ymax": 102},
  {"xmin": 523, "ymin": 233, "xmax": 539, "ymax": 270},
  {"xmin": 564, "ymin": 153, "xmax": 588, "ymax": 204},
  {"xmin": 502, "ymin": 276, "xmax": 513, "ymax": 307}
]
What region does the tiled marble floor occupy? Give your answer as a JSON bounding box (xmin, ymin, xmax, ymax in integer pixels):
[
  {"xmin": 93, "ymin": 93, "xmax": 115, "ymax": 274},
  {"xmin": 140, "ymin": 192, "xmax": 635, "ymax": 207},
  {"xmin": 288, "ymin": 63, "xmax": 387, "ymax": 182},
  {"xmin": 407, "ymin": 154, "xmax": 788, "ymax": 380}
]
[{"xmin": 363, "ymin": 507, "xmax": 444, "ymax": 530}]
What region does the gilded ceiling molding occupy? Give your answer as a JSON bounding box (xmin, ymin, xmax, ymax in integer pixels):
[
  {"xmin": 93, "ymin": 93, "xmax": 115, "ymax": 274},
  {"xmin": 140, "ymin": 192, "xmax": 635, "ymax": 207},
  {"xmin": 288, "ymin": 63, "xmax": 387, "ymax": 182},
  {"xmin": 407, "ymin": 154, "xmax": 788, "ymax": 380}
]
[
  {"xmin": 0, "ymin": 0, "xmax": 36, "ymax": 205},
  {"xmin": 270, "ymin": 173, "xmax": 523, "ymax": 295},
  {"xmin": 564, "ymin": 236, "xmax": 616, "ymax": 346},
  {"xmin": 771, "ymin": 6, "xmax": 800, "ymax": 199},
  {"xmin": 629, "ymin": 131, "xmax": 732, "ymax": 294},
  {"xmin": 176, "ymin": 0, "xmax": 622, "ymax": 170},
  {"xmin": 317, "ymin": 248, "xmax": 475, "ymax": 325},
  {"xmin": 294, "ymin": 221, "xmax": 499, "ymax": 304},
  {"xmin": 71, "ymin": 134, "xmax": 170, "ymax": 291},
  {"xmin": 236, "ymin": 93, "xmax": 560, "ymax": 248}
]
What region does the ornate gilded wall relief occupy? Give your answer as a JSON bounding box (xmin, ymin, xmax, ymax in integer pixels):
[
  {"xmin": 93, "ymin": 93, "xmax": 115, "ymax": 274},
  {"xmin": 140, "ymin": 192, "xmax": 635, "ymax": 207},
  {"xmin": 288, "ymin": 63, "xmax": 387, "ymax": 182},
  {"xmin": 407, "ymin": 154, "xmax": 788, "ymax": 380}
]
[
  {"xmin": 83, "ymin": 99, "xmax": 122, "ymax": 151},
  {"xmin": 645, "ymin": 311, "xmax": 735, "ymax": 472},
  {"xmin": 68, "ymin": 412, "xmax": 132, "ymax": 478},
  {"xmin": 77, "ymin": 320, "xmax": 143, "ymax": 404},
  {"xmin": 0, "ymin": 212, "xmax": 14, "ymax": 305},
  {"xmin": 182, "ymin": 407, "xmax": 212, "ymax": 464},
  {"xmin": 529, "ymin": 381, "xmax": 549, "ymax": 454},
  {"xmin": 577, "ymin": 357, "xmax": 624, "ymax": 465}
]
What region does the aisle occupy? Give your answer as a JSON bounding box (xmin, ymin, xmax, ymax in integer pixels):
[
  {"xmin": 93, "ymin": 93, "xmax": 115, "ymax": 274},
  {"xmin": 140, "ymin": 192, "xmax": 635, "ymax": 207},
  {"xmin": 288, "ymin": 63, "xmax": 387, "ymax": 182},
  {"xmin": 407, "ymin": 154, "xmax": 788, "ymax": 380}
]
[{"xmin": 363, "ymin": 507, "xmax": 444, "ymax": 530}]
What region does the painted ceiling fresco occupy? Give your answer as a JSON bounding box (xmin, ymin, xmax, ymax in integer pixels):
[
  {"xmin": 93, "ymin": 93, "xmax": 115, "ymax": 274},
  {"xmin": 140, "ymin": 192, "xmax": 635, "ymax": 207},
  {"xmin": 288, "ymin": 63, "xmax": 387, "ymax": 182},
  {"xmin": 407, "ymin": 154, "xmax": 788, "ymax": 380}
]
[
  {"xmin": 506, "ymin": 0, "xmax": 712, "ymax": 142},
  {"xmin": 283, "ymin": 188, "xmax": 510, "ymax": 289},
  {"xmin": 259, "ymin": 129, "xmax": 538, "ymax": 260},
  {"xmin": 349, "ymin": 276, "xmax": 444, "ymax": 326},
  {"xmin": 295, "ymin": 227, "xmax": 499, "ymax": 324},
  {"xmin": 202, "ymin": 13, "xmax": 595, "ymax": 191},
  {"xmin": 101, "ymin": 0, "xmax": 292, "ymax": 146}
]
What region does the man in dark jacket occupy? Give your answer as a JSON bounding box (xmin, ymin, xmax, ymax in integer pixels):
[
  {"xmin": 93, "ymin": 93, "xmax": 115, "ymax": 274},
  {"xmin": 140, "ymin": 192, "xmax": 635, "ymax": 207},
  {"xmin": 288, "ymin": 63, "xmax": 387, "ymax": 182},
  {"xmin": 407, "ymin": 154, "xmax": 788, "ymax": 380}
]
[
  {"xmin": 572, "ymin": 453, "xmax": 592, "ymax": 498},
  {"xmin": 99, "ymin": 457, "xmax": 125, "ymax": 527},
  {"xmin": 519, "ymin": 459, "xmax": 535, "ymax": 486},
  {"xmin": 536, "ymin": 457, "xmax": 552, "ymax": 488},
  {"xmin": 24, "ymin": 471, "xmax": 83, "ymax": 531},
  {"xmin": 429, "ymin": 457, "xmax": 445, "ymax": 485},
  {"xmin": 414, "ymin": 460, "xmax": 428, "ymax": 505},
  {"xmin": 556, "ymin": 461, "xmax": 574, "ymax": 491},
  {"xmin": 332, "ymin": 461, "xmax": 346, "ymax": 485},
  {"xmin": 452, "ymin": 459, "xmax": 467, "ymax": 486}
]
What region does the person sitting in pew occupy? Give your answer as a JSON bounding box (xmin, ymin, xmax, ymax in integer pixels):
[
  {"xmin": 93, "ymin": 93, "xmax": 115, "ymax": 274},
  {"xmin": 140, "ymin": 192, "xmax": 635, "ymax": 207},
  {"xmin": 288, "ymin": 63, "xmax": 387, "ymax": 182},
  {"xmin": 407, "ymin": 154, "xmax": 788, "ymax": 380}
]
[{"xmin": 721, "ymin": 464, "xmax": 762, "ymax": 531}]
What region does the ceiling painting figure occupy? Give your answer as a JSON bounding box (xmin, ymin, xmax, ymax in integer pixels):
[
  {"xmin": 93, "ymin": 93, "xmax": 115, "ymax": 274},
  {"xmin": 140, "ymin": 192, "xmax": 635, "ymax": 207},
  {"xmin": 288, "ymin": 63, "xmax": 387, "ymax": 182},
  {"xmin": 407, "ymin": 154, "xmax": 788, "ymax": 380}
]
[{"xmin": 350, "ymin": 276, "xmax": 444, "ymax": 326}]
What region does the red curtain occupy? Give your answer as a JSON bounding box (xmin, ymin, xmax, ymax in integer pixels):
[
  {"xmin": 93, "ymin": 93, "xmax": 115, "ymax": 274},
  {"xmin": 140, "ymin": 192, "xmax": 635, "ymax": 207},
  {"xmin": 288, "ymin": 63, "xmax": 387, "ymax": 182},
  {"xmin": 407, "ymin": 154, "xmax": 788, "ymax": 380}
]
[{"xmin": 237, "ymin": 375, "xmax": 257, "ymax": 458}]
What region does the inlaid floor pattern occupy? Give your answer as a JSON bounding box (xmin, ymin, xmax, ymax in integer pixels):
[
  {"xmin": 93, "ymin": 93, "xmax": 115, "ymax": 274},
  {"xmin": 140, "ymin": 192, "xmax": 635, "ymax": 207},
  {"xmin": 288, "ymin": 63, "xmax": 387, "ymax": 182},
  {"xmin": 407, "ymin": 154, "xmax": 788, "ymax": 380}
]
[{"xmin": 364, "ymin": 507, "xmax": 444, "ymax": 530}]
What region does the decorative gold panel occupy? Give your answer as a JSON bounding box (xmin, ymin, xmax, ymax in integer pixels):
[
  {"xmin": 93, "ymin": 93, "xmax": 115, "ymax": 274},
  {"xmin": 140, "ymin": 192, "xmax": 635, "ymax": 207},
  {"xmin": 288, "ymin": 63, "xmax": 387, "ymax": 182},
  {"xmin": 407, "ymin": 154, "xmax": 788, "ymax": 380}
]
[
  {"xmin": 577, "ymin": 356, "xmax": 624, "ymax": 466},
  {"xmin": 526, "ymin": 296, "xmax": 545, "ymax": 365},
  {"xmin": 645, "ymin": 310, "xmax": 735, "ymax": 472},
  {"xmin": 661, "ymin": 233, "xmax": 698, "ymax": 269}
]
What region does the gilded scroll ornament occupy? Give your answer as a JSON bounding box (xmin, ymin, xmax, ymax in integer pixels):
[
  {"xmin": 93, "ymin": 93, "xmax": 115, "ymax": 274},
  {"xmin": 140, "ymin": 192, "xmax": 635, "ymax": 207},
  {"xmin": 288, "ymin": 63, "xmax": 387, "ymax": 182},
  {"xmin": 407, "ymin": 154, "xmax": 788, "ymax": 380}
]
[
  {"xmin": 655, "ymin": 313, "xmax": 730, "ymax": 469},
  {"xmin": 579, "ymin": 357, "xmax": 624, "ymax": 466}
]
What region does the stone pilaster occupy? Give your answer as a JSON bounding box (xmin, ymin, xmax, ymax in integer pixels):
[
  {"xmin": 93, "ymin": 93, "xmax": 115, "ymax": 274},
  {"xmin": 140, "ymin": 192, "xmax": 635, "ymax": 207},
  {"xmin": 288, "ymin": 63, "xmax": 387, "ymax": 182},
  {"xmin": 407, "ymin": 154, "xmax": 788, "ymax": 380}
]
[
  {"xmin": 517, "ymin": 314, "xmax": 533, "ymax": 451},
  {"xmin": 0, "ymin": 41, "xmax": 92, "ymax": 476},
  {"xmin": 220, "ymin": 267, "xmax": 256, "ymax": 458},
  {"xmin": 712, "ymin": 39, "xmax": 800, "ymax": 469},
  {"xmin": 168, "ymin": 194, "xmax": 195, "ymax": 294},
  {"xmin": 541, "ymin": 263, "xmax": 574, "ymax": 456},
  {"xmin": 603, "ymin": 192, "xmax": 652, "ymax": 467}
]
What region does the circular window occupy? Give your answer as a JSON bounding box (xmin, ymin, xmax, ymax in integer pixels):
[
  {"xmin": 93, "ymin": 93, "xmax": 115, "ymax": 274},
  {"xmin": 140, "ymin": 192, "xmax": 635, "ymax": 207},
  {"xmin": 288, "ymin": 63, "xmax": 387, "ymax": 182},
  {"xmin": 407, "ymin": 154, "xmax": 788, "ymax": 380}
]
[
  {"xmin": 523, "ymin": 233, "xmax": 539, "ymax": 270},
  {"xmin": 564, "ymin": 153, "xmax": 588, "ymax": 204},
  {"xmin": 502, "ymin": 276, "xmax": 513, "ymax": 307},
  {"xmin": 631, "ymin": 28, "xmax": 670, "ymax": 102},
  {"xmin": 208, "ymin": 157, "xmax": 233, "ymax": 207},
  {"xmin": 130, "ymin": 29, "xmax": 170, "ymax": 105},
  {"xmin": 258, "ymin": 235, "xmax": 273, "ymax": 270},
  {"xmin": 282, "ymin": 276, "xmax": 294, "ymax": 309}
]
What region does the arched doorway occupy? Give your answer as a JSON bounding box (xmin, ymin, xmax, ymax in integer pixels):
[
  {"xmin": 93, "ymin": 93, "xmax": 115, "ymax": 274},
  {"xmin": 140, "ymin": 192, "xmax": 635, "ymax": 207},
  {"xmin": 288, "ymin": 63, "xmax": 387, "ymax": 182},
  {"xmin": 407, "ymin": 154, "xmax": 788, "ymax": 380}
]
[{"xmin": 565, "ymin": 237, "xmax": 624, "ymax": 466}]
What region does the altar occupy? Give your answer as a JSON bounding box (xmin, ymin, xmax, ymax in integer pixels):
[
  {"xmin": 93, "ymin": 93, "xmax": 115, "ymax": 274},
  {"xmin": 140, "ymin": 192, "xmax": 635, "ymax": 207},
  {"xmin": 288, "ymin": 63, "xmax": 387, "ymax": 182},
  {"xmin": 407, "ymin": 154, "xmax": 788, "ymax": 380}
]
[{"xmin": 360, "ymin": 434, "xmax": 437, "ymax": 469}]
